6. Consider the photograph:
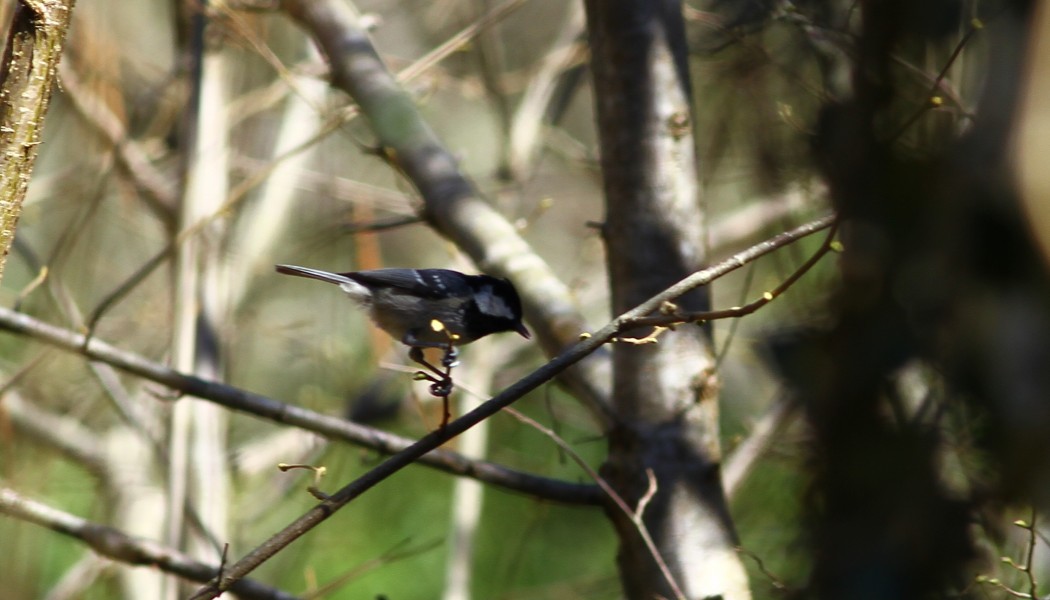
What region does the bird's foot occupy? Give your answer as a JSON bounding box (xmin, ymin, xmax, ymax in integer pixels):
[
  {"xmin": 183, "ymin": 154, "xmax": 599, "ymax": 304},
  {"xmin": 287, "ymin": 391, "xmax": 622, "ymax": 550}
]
[
  {"xmin": 441, "ymin": 347, "xmax": 460, "ymax": 368},
  {"xmin": 429, "ymin": 379, "xmax": 453, "ymax": 398},
  {"xmin": 408, "ymin": 346, "xmax": 458, "ymax": 428}
]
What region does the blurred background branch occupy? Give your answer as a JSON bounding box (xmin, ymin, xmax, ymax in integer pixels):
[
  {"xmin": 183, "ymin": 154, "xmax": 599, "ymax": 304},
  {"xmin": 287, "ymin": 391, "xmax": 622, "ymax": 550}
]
[
  {"xmin": 0, "ymin": 304, "xmax": 601, "ymax": 504},
  {"xmin": 0, "ymin": 487, "xmax": 297, "ymax": 600},
  {"xmin": 279, "ymin": 0, "xmax": 614, "ymax": 425},
  {"xmin": 3, "ymin": 0, "xmax": 1048, "ymax": 598}
]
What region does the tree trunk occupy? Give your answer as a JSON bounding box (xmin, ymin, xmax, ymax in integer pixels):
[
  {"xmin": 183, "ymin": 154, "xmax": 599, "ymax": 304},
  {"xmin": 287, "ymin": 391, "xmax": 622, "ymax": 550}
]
[
  {"xmin": 584, "ymin": 1, "xmax": 752, "ymax": 598},
  {"xmin": 0, "ymin": 0, "xmax": 77, "ymax": 279}
]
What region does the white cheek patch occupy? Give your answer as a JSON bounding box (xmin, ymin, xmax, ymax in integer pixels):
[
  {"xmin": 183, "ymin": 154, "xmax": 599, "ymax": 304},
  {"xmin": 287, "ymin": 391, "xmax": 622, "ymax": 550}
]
[{"xmin": 475, "ymin": 286, "xmax": 515, "ymax": 319}]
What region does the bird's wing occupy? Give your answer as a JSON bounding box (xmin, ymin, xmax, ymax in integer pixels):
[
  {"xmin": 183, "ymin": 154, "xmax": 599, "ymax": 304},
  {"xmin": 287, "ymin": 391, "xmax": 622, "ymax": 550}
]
[{"xmin": 347, "ymin": 269, "xmax": 470, "ymax": 297}]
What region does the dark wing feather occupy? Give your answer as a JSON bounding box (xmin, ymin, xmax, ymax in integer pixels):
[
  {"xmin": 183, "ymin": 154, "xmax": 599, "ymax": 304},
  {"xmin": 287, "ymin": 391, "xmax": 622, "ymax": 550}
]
[{"xmin": 344, "ymin": 268, "xmax": 471, "ymax": 298}]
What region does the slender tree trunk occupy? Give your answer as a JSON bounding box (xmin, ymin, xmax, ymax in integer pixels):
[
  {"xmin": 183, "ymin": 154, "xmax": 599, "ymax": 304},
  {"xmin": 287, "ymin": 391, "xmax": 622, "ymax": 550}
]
[
  {"xmin": 167, "ymin": 6, "xmax": 232, "ymax": 597},
  {"xmin": 583, "ymin": 1, "xmax": 752, "ymax": 598}
]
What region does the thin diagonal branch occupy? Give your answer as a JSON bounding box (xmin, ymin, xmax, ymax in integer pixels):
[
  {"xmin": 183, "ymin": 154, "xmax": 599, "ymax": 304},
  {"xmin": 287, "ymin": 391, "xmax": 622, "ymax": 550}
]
[
  {"xmin": 625, "ymin": 217, "xmax": 838, "ymax": 330},
  {"xmin": 396, "ymin": 0, "xmax": 528, "ymax": 84},
  {"xmin": 722, "ymin": 393, "xmax": 798, "ymax": 499},
  {"xmin": 185, "ymin": 213, "xmax": 836, "ymax": 598},
  {"xmin": 0, "ymin": 307, "xmax": 600, "ymax": 506},
  {"xmin": 58, "ymin": 61, "xmax": 177, "ymax": 223},
  {"xmin": 505, "ymin": 3, "xmax": 586, "ymax": 179},
  {"xmin": 3, "ymin": 390, "xmax": 109, "ymax": 480},
  {"xmin": 501, "ymin": 406, "xmax": 686, "ymax": 600},
  {"xmin": 0, "ymin": 214, "xmax": 834, "ymax": 519},
  {"xmin": 889, "ymin": 17, "xmax": 986, "ymax": 141},
  {"xmin": 0, "ymin": 213, "xmax": 832, "ymax": 597}
]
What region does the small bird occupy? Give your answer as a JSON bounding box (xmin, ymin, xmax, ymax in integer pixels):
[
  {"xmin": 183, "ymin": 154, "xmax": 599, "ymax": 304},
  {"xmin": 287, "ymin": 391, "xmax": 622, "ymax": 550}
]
[{"xmin": 274, "ymin": 264, "xmax": 531, "ymax": 351}]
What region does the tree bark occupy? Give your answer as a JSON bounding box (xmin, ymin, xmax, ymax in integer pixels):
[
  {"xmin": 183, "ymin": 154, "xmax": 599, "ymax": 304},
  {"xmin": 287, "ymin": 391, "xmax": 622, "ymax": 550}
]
[
  {"xmin": 583, "ymin": 1, "xmax": 752, "ymax": 598},
  {"xmin": 0, "ymin": 0, "xmax": 77, "ymax": 279}
]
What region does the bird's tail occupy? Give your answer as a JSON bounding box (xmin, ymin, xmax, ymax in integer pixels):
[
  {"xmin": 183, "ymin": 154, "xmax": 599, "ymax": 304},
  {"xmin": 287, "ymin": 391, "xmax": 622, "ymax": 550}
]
[{"xmin": 275, "ymin": 264, "xmax": 369, "ymax": 301}]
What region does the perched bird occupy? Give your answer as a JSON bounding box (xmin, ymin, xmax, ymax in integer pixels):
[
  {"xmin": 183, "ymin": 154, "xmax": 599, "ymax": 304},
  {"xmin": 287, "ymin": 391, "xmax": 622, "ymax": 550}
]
[{"xmin": 274, "ymin": 265, "xmax": 531, "ymax": 350}]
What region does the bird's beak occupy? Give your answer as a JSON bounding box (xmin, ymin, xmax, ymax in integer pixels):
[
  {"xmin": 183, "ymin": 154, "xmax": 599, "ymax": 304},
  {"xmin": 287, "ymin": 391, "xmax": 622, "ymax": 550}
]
[{"xmin": 516, "ymin": 322, "xmax": 531, "ymax": 339}]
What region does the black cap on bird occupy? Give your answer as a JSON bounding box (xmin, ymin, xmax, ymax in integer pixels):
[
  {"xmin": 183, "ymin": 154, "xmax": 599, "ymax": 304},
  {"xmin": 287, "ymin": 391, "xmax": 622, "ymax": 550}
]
[{"xmin": 275, "ymin": 265, "xmax": 530, "ymax": 349}]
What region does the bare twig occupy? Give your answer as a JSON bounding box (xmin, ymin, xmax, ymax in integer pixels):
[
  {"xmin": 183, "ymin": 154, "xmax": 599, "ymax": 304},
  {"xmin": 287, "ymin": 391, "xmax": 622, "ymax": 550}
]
[
  {"xmin": 43, "ymin": 554, "xmax": 110, "ymax": 600},
  {"xmin": 722, "ymin": 394, "xmax": 798, "ymax": 499},
  {"xmin": 0, "ymin": 307, "xmax": 600, "ymax": 505},
  {"xmin": 622, "ymin": 217, "xmax": 837, "ymax": 331},
  {"xmin": 0, "ymin": 212, "xmax": 832, "ymax": 596},
  {"xmin": 736, "ymin": 546, "xmax": 789, "ymax": 591},
  {"xmin": 989, "ymin": 512, "xmax": 1042, "ymax": 600},
  {"xmin": 1023, "ymin": 510, "xmax": 1039, "ymax": 600},
  {"xmin": 0, "ymin": 487, "xmax": 297, "ymax": 600},
  {"xmin": 342, "ymin": 214, "xmax": 423, "ymax": 233},
  {"xmin": 302, "ymin": 538, "xmax": 443, "ymax": 600},
  {"xmin": 3, "ymin": 390, "xmax": 109, "ymax": 481},
  {"xmin": 889, "ymin": 17, "xmax": 985, "ymax": 141},
  {"xmin": 81, "ymin": 104, "xmax": 350, "ymax": 336},
  {"xmin": 505, "ymin": 2, "xmax": 586, "ymax": 179},
  {"xmin": 182, "ymin": 214, "xmax": 834, "ymax": 598},
  {"xmin": 58, "ymin": 61, "xmax": 177, "ymax": 223},
  {"xmin": 395, "ymin": 0, "xmax": 529, "ymax": 84},
  {"xmin": 277, "ymin": 463, "xmax": 331, "ymax": 501},
  {"xmin": 612, "ymin": 326, "xmax": 669, "ymax": 345},
  {"xmin": 713, "ymin": 259, "xmax": 757, "ymax": 370},
  {"xmin": 500, "ymin": 408, "xmax": 686, "ymax": 600},
  {"xmin": 707, "ymin": 186, "xmax": 823, "ymax": 252},
  {"xmin": 0, "ymin": 213, "xmax": 833, "ymax": 515}
]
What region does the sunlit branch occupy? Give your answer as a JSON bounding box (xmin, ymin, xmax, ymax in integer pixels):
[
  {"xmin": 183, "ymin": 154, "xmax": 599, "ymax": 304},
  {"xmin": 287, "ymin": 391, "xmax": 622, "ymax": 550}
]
[{"xmin": 622, "ymin": 217, "xmax": 838, "ymax": 331}]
